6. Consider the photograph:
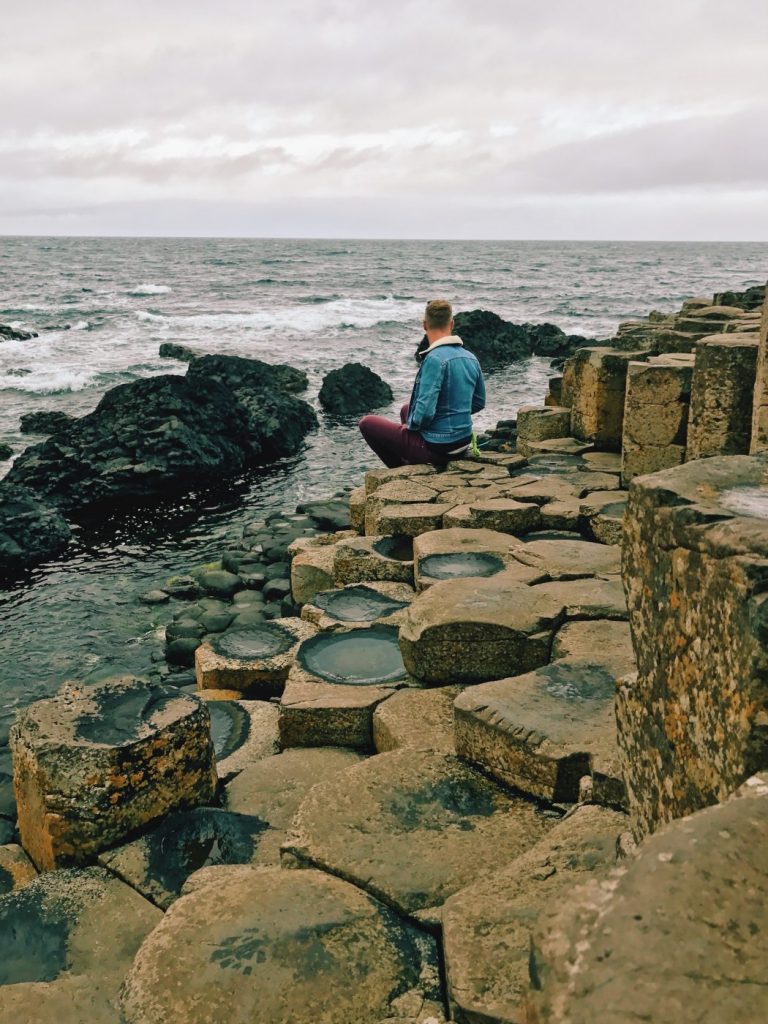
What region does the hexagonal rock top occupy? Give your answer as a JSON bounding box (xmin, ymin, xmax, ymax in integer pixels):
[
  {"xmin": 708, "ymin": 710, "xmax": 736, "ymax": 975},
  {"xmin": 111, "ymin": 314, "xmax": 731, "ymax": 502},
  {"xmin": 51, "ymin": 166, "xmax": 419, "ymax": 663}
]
[
  {"xmin": 373, "ymin": 686, "xmax": 464, "ymax": 755},
  {"xmin": 399, "ymin": 572, "xmax": 566, "ymax": 684},
  {"xmin": 413, "ymin": 527, "xmax": 527, "ymax": 591},
  {"xmin": 526, "ymin": 780, "xmax": 768, "ymax": 1024},
  {"xmin": 443, "ymin": 497, "xmax": 541, "ymax": 535},
  {"xmin": 454, "ymin": 656, "xmax": 631, "ymax": 805},
  {"xmin": 0, "ymin": 867, "xmax": 161, "ymax": 1023},
  {"xmin": 11, "ymin": 678, "xmax": 217, "ymax": 869},
  {"xmin": 195, "ymin": 617, "xmax": 316, "ymax": 697},
  {"xmin": 510, "ymin": 538, "xmax": 622, "ymax": 580},
  {"xmin": 282, "ymin": 748, "xmax": 556, "ymax": 919},
  {"xmin": 279, "ymin": 626, "xmax": 411, "ymax": 750},
  {"xmin": 442, "ymin": 804, "xmax": 626, "ymax": 1024},
  {"xmin": 303, "ymin": 582, "xmax": 413, "ymax": 629},
  {"xmin": 120, "ymin": 865, "xmax": 443, "ymax": 1024},
  {"xmin": 333, "ymin": 534, "xmax": 415, "ymax": 586}
]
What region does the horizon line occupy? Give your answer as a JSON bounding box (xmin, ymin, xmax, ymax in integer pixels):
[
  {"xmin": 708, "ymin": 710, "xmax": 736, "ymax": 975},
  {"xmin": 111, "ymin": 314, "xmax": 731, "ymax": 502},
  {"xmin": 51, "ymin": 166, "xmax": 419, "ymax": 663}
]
[{"xmin": 2, "ymin": 233, "xmax": 767, "ymax": 245}]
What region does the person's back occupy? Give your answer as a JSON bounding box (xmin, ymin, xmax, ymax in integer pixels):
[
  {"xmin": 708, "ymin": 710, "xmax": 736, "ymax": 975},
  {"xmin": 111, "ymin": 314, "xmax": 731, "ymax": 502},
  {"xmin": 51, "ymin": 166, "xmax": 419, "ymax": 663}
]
[{"xmin": 359, "ymin": 298, "xmax": 486, "ymax": 468}]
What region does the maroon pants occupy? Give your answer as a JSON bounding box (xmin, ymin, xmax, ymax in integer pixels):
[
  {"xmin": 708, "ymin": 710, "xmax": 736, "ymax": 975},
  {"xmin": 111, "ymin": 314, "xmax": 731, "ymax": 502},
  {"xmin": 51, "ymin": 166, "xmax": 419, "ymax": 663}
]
[{"xmin": 359, "ymin": 403, "xmax": 449, "ymax": 469}]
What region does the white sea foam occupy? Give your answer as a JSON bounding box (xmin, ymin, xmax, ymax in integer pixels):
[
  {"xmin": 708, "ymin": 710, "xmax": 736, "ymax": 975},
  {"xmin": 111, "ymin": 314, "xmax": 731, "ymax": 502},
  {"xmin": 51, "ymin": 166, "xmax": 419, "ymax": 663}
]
[
  {"xmin": 128, "ymin": 284, "xmax": 172, "ymax": 296},
  {"xmin": 0, "ymin": 368, "xmax": 96, "ymax": 394}
]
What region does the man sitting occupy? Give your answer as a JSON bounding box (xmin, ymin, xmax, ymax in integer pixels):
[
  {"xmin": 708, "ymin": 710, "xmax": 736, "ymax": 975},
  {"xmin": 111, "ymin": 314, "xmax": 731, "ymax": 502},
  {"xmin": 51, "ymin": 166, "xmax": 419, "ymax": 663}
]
[{"xmin": 359, "ymin": 298, "xmax": 486, "ymax": 468}]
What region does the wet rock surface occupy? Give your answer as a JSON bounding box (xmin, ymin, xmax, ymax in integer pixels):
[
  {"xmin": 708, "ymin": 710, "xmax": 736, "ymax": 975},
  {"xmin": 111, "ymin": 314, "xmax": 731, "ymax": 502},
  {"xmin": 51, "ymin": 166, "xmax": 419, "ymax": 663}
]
[
  {"xmin": 311, "ymin": 584, "xmax": 411, "ymax": 623},
  {"xmin": 284, "ymin": 748, "xmax": 557, "ymax": 918},
  {"xmin": 0, "ymin": 867, "xmax": 160, "ymax": 1023},
  {"xmin": 296, "ymin": 626, "xmax": 407, "ymax": 686},
  {"xmin": 205, "ymin": 698, "xmax": 279, "ymax": 778},
  {"xmin": 195, "ymin": 617, "xmax": 315, "ymax": 696},
  {"xmin": 0, "ymin": 483, "xmax": 72, "ymax": 576},
  {"xmin": 319, "ymin": 362, "xmax": 394, "ymax": 415},
  {"xmin": 121, "ymin": 865, "xmax": 442, "ymax": 1024},
  {"xmin": 11, "ymin": 677, "xmax": 216, "ymax": 868}
]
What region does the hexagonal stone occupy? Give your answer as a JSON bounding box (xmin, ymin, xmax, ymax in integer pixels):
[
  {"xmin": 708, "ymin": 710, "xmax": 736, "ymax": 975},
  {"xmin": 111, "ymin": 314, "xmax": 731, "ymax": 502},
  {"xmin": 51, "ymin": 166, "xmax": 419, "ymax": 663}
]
[
  {"xmin": 333, "ymin": 534, "xmax": 415, "ymax": 586},
  {"xmin": 225, "ymin": 747, "xmax": 364, "ymax": 865},
  {"xmin": 443, "ymin": 497, "xmax": 541, "ymax": 535},
  {"xmin": 526, "ymin": 784, "xmax": 768, "ymax": 1024},
  {"xmin": 580, "ymin": 490, "xmax": 628, "ymax": 545},
  {"xmin": 0, "ymin": 844, "xmax": 37, "ymax": 895},
  {"xmin": 99, "ymin": 807, "xmax": 270, "ymax": 909},
  {"xmin": 202, "ymin": 698, "xmax": 279, "ymax": 780},
  {"xmin": 467, "ymin": 452, "xmax": 527, "ymax": 469},
  {"xmin": 369, "ymin": 503, "xmax": 454, "ymax": 538},
  {"xmin": 349, "ymin": 483, "xmax": 367, "ymax": 533},
  {"xmin": 0, "ymin": 867, "xmax": 160, "ymax": 1023},
  {"xmin": 413, "ymin": 527, "xmax": 536, "ymax": 591},
  {"xmin": 539, "ymin": 498, "xmax": 582, "ymax": 531},
  {"xmin": 522, "ymin": 438, "xmax": 593, "ymax": 458},
  {"xmin": 552, "ymin": 619, "xmax": 634, "ymax": 666},
  {"xmin": 283, "ymin": 749, "xmax": 557, "ymax": 918},
  {"xmin": 279, "ymin": 626, "xmax": 411, "ymax": 749},
  {"xmin": 289, "ymin": 532, "xmax": 357, "ymax": 604},
  {"xmin": 121, "ymin": 865, "xmax": 441, "ymax": 1024},
  {"xmin": 11, "ymin": 678, "xmax": 217, "ymax": 869},
  {"xmin": 365, "ymin": 462, "xmax": 438, "ymax": 494},
  {"xmin": 442, "ymin": 804, "xmax": 626, "ymax": 1024},
  {"xmin": 195, "ymin": 617, "xmax": 316, "ymax": 697},
  {"xmin": 510, "ymin": 538, "xmax": 622, "ymax": 580},
  {"xmin": 531, "ymin": 577, "xmax": 628, "ymax": 620},
  {"xmin": 364, "ymin": 480, "xmax": 440, "ymax": 535},
  {"xmin": 581, "ymin": 451, "xmax": 622, "ymax": 474},
  {"xmin": 302, "ymin": 581, "xmax": 414, "ymax": 629},
  {"xmin": 454, "ymin": 656, "xmax": 631, "ymax": 804},
  {"xmin": 502, "ymin": 475, "xmax": 581, "ymax": 505},
  {"xmin": 399, "ymin": 573, "xmax": 566, "ymax": 684},
  {"xmin": 373, "ymin": 686, "xmax": 464, "ymax": 755}
]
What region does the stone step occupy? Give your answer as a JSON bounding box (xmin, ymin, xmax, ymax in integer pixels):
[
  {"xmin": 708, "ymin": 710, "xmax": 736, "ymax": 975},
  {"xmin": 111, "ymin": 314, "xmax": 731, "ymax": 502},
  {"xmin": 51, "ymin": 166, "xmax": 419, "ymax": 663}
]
[
  {"xmin": 333, "ymin": 533, "xmax": 415, "ymax": 586},
  {"xmin": 372, "ymin": 686, "xmax": 465, "ymax": 755}
]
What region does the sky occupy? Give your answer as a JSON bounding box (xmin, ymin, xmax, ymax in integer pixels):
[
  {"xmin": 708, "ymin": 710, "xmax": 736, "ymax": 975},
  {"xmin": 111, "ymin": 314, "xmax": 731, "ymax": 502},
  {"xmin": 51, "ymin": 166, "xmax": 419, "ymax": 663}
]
[{"xmin": 1, "ymin": 0, "xmax": 767, "ymax": 240}]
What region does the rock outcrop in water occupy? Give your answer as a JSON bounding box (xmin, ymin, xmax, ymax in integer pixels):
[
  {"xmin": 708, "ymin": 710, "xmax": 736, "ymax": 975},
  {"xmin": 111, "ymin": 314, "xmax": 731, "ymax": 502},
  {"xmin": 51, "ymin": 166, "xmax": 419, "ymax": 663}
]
[
  {"xmin": 319, "ymin": 362, "xmax": 393, "ymax": 415},
  {"xmin": 19, "ymin": 411, "xmax": 75, "ymax": 436},
  {"xmin": 0, "ymin": 483, "xmax": 71, "ymax": 574},
  {"xmin": 0, "ymin": 324, "xmax": 37, "ymax": 342}
]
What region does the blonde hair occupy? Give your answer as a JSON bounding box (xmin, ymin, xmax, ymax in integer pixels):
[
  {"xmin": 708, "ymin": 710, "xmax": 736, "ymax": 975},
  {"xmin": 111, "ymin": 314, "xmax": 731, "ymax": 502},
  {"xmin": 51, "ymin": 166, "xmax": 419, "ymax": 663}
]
[{"xmin": 424, "ymin": 298, "xmax": 453, "ymax": 330}]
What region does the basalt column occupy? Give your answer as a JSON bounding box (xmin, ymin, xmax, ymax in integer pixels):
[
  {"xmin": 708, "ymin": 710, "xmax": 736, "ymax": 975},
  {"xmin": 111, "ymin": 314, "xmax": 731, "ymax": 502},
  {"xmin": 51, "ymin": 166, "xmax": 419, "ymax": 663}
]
[
  {"xmin": 686, "ymin": 333, "xmax": 758, "ymax": 460},
  {"xmin": 619, "ymin": 455, "xmax": 768, "ymax": 840},
  {"xmin": 749, "ymin": 284, "xmax": 768, "ymax": 453},
  {"xmin": 621, "ymin": 353, "xmax": 694, "ymax": 483},
  {"xmin": 563, "ymin": 348, "xmax": 647, "ymax": 451}
]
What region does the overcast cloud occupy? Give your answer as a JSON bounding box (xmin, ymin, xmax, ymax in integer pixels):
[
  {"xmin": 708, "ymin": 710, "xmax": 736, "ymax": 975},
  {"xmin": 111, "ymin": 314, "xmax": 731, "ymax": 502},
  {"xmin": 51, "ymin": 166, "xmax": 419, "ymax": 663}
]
[{"xmin": 1, "ymin": 0, "xmax": 767, "ymax": 238}]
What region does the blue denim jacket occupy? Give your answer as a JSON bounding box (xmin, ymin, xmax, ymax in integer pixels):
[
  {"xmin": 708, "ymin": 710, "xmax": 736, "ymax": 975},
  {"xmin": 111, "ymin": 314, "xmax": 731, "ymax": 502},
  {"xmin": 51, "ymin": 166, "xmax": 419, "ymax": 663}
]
[{"xmin": 406, "ymin": 338, "xmax": 486, "ymax": 443}]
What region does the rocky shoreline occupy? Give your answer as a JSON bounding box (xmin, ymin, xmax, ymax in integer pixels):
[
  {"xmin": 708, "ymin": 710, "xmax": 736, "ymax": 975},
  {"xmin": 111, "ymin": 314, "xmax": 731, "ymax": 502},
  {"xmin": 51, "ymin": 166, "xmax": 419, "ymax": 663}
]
[{"xmin": 1, "ymin": 282, "xmax": 768, "ymax": 1023}]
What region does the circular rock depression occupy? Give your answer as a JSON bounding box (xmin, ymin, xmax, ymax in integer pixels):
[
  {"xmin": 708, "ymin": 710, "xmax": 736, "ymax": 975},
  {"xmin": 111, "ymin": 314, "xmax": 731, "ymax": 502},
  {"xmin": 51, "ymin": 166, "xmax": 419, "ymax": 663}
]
[
  {"xmin": 296, "ymin": 626, "xmax": 406, "ymax": 685},
  {"xmin": 420, "ymin": 551, "xmax": 505, "ymax": 581},
  {"xmin": 372, "ymin": 536, "xmax": 414, "ymax": 562},
  {"xmin": 210, "ymin": 623, "xmax": 295, "ymax": 661},
  {"xmin": 207, "ymin": 702, "xmax": 251, "ymax": 761},
  {"xmin": 313, "ymin": 586, "xmax": 408, "ymax": 622}
]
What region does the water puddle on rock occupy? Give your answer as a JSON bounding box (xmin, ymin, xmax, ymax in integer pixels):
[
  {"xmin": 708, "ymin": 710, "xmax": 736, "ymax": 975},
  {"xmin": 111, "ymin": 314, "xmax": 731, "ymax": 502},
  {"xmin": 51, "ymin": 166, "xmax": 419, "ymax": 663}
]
[
  {"xmin": 207, "ymin": 702, "xmax": 251, "ymax": 761},
  {"xmin": 297, "ymin": 627, "xmax": 406, "ymax": 685},
  {"xmin": 74, "ymin": 683, "xmax": 179, "ymax": 745},
  {"xmin": 0, "ymin": 889, "xmax": 69, "ymax": 985},
  {"xmin": 210, "ymin": 624, "xmax": 294, "ymax": 660},
  {"xmin": 420, "ymin": 552, "xmax": 505, "ymax": 580},
  {"xmin": 313, "ymin": 587, "xmax": 408, "ymax": 622}
]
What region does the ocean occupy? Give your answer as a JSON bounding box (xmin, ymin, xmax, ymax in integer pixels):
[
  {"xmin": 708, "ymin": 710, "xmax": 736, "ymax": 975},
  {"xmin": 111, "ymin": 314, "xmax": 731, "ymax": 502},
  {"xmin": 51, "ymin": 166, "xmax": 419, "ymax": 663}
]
[{"xmin": 1, "ymin": 236, "xmax": 767, "ymax": 730}]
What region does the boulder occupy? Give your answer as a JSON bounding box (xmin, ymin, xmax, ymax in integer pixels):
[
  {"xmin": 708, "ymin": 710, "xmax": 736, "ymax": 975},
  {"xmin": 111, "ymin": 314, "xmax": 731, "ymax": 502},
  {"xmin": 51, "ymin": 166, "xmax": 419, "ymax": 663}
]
[
  {"xmin": 713, "ymin": 283, "xmax": 766, "ymax": 310},
  {"xmin": 0, "ymin": 867, "xmax": 160, "ymax": 1024},
  {"xmin": 416, "ymin": 310, "xmax": 531, "ymax": 368},
  {"xmin": 19, "ymin": 411, "xmax": 75, "ymax": 436},
  {"xmin": 225, "ymin": 747, "xmax": 364, "ymax": 865},
  {"xmin": 0, "ymin": 323, "xmax": 37, "ymax": 341},
  {"xmin": 11, "ymin": 677, "xmax": 217, "ymax": 869},
  {"xmin": 442, "ymin": 805, "xmax": 625, "ymax": 1024},
  {"xmin": 283, "ymin": 748, "xmax": 557, "ymax": 919},
  {"xmin": 319, "ymin": 362, "xmax": 394, "ymax": 415},
  {"xmin": 0, "ymin": 443, "xmax": 11, "ymax": 461},
  {"xmin": 399, "ymin": 572, "xmax": 565, "ymax": 684},
  {"xmin": 121, "ymin": 865, "xmax": 443, "ymax": 1024},
  {"xmin": 158, "ymin": 341, "xmax": 200, "ymax": 362},
  {"xmin": 0, "ymin": 483, "xmax": 71, "ymax": 575},
  {"xmin": 620, "ymin": 454, "xmax": 768, "ymax": 838},
  {"xmin": 526, "ymin": 780, "xmax": 768, "ymax": 1024}
]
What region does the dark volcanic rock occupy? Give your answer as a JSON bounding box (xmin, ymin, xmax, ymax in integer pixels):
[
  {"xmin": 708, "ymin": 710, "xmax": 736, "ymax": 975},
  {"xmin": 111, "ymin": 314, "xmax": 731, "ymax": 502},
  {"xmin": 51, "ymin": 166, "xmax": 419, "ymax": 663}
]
[
  {"xmin": 0, "ymin": 443, "xmax": 11, "ymax": 461},
  {"xmin": 19, "ymin": 410, "xmax": 75, "ymax": 436},
  {"xmin": 450, "ymin": 310, "xmax": 531, "ymax": 367},
  {"xmin": 319, "ymin": 362, "xmax": 393, "ymax": 415},
  {"xmin": 713, "ymin": 284, "xmax": 765, "ymax": 310},
  {"xmin": 7, "ymin": 356, "xmax": 317, "ymax": 515},
  {"xmin": 159, "ymin": 342, "xmax": 200, "ymax": 362},
  {"xmin": 0, "ymin": 324, "xmax": 37, "ymax": 342},
  {"xmin": 0, "ymin": 484, "xmax": 71, "ymax": 575},
  {"xmin": 524, "ymin": 322, "xmax": 589, "ymax": 357}
]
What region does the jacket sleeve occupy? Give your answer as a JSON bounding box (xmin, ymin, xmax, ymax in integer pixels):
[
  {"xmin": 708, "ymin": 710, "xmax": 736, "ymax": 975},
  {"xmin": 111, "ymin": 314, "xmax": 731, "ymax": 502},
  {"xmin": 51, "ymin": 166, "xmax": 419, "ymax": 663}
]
[
  {"xmin": 471, "ymin": 367, "xmax": 486, "ymax": 414},
  {"xmin": 407, "ymin": 355, "xmax": 444, "ymax": 430}
]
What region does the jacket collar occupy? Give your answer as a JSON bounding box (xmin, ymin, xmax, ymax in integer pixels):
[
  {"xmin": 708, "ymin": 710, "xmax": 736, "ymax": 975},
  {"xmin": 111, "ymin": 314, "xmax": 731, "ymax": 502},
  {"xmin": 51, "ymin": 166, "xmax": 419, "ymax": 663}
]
[{"xmin": 419, "ymin": 334, "xmax": 463, "ymax": 359}]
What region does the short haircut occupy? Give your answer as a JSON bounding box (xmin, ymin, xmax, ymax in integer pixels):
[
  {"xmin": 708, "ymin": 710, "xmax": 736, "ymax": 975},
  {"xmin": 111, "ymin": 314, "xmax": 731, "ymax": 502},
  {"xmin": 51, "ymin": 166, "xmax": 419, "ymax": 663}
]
[{"xmin": 424, "ymin": 298, "xmax": 453, "ymax": 330}]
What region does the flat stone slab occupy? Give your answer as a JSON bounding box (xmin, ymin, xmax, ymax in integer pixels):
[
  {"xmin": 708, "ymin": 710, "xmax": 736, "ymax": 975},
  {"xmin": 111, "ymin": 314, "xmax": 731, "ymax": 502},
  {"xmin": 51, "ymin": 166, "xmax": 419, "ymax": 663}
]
[
  {"xmin": 365, "ymin": 463, "xmax": 438, "ymax": 494},
  {"xmin": 11, "ymin": 678, "xmax": 217, "ymax": 869},
  {"xmin": 0, "ymin": 867, "xmax": 160, "ymax": 1024},
  {"xmin": 399, "ymin": 572, "xmax": 566, "ymax": 684},
  {"xmin": 121, "ymin": 865, "xmax": 442, "ymax": 1024},
  {"xmin": 443, "ymin": 497, "xmax": 541, "ymax": 534},
  {"xmin": 442, "ymin": 805, "xmax": 626, "ymax": 1024},
  {"xmin": 370, "ymin": 503, "xmax": 455, "ymax": 537},
  {"xmin": 413, "ymin": 526, "xmax": 536, "ymax": 590},
  {"xmin": 531, "ymin": 577, "xmax": 628, "ymax": 620},
  {"xmin": 225, "ymin": 748, "xmax": 364, "ymax": 865},
  {"xmin": 552, "ymin": 618, "xmax": 635, "ymax": 667},
  {"xmin": 279, "ymin": 626, "xmax": 410, "ymax": 749},
  {"xmin": 522, "ymin": 438, "xmax": 593, "ymax": 457},
  {"xmin": 99, "ymin": 807, "xmax": 270, "ymax": 909},
  {"xmin": 303, "ymin": 581, "xmax": 413, "ymax": 629},
  {"xmin": 0, "ymin": 844, "xmax": 37, "ymax": 895},
  {"xmin": 511, "ymin": 538, "xmax": 622, "ymax": 580},
  {"xmin": 527, "ymin": 782, "xmax": 768, "ymax": 1024},
  {"xmin": 373, "ymin": 686, "xmax": 464, "ymax": 755},
  {"xmin": 454, "ymin": 657, "xmax": 628, "ymax": 804},
  {"xmin": 364, "ymin": 480, "xmax": 441, "ymax": 534},
  {"xmin": 283, "ymin": 749, "xmax": 557, "ymax": 918},
  {"xmin": 580, "ymin": 490, "xmax": 628, "ymax": 545},
  {"xmin": 202, "ymin": 698, "xmax": 279, "ymax": 780},
  {"xmin": 195, "ymin": 617, "xmax": 316, "ymax": 697},
  {"xmin": 333, "ymin": 534, "xmax": 415, "ymax": 586}
]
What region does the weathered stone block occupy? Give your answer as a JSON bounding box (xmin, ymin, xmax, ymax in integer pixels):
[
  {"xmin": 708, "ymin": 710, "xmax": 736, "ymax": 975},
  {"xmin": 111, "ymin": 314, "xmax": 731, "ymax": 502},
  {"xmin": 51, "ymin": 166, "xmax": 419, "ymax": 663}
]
[
  {"xmin": 565, "ymin": 348, "xmax": 647, "ymax": 451},
  {"xmin": 201, "ymin": 698, "xmax": 279, "ymax": 780},
  {"xmin": 412, "ymin": 527, "xmax": 527, "ymax": 591},
  {"xmin": 363, "ymin": 479, "xmax": 440, "ymax": 535},
  {"xmin": 621, "ymin": 355, "xmax": 694, "ymax": 484},
  {"xmin": 399, "ymin": 572, "xmax": 565, "ymax": 684},
  {"xmin": 510, "ymin": 537, "xmax": 621, "ymax": 580},
  {"xmin": 11, "ymin": 678, "xmax": 217, "ymax": 870},
  {"xmin": 301, "ymin": 581, "xmax": 413, "ymax": 629},
  {"xmin": 369, "ymin": 502, "xmax": 453, "ymax": 537},
  {"xmin": 442, "ymin": 805, "xmax": 625, "ymax": 1024},
  {"xmin": 516, "ymin": 405, "xmax": 572, "ymax": 457},
  {"xmin": 579, "ymin": 490, "xmax": 628, "ymax": 545},
  {"xmin": 372, "ymin": 685, "xmax": 464, "ymax": 755},
  {"xmin": 289, "ymin": 531, "xmax": 357, "ymax": 605},
  {"xmin": 686, "ymin": 333, "xmax": 758, "ymax": 459},
  {"xmin": 333, "ymin": 534, "xmax": 415, "ymax": 586},
  {"xmin": 0, "ymin": 844, "xmax": 37, "ymax": 894},
  {"xmin": 526, "ymin": 781, "xmax": 768, "ymax": 1024},
  {"xmin": 749, "ymin": 284, "xmax": 768, "ymax": 453},
  {"xmin": 364, "ymin": 462, "xmax": 437, "ymax": 495},
  {"xmin": 620, "ymin": 455, "xmax": 768, "ymax": 838},
  {"xmin": 348, "ymin": 483, "xmax": 367, "ymax": 533},
  {"xmin": 442, "ymin": 497, "xmax": 541, "ymax": 534}
]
